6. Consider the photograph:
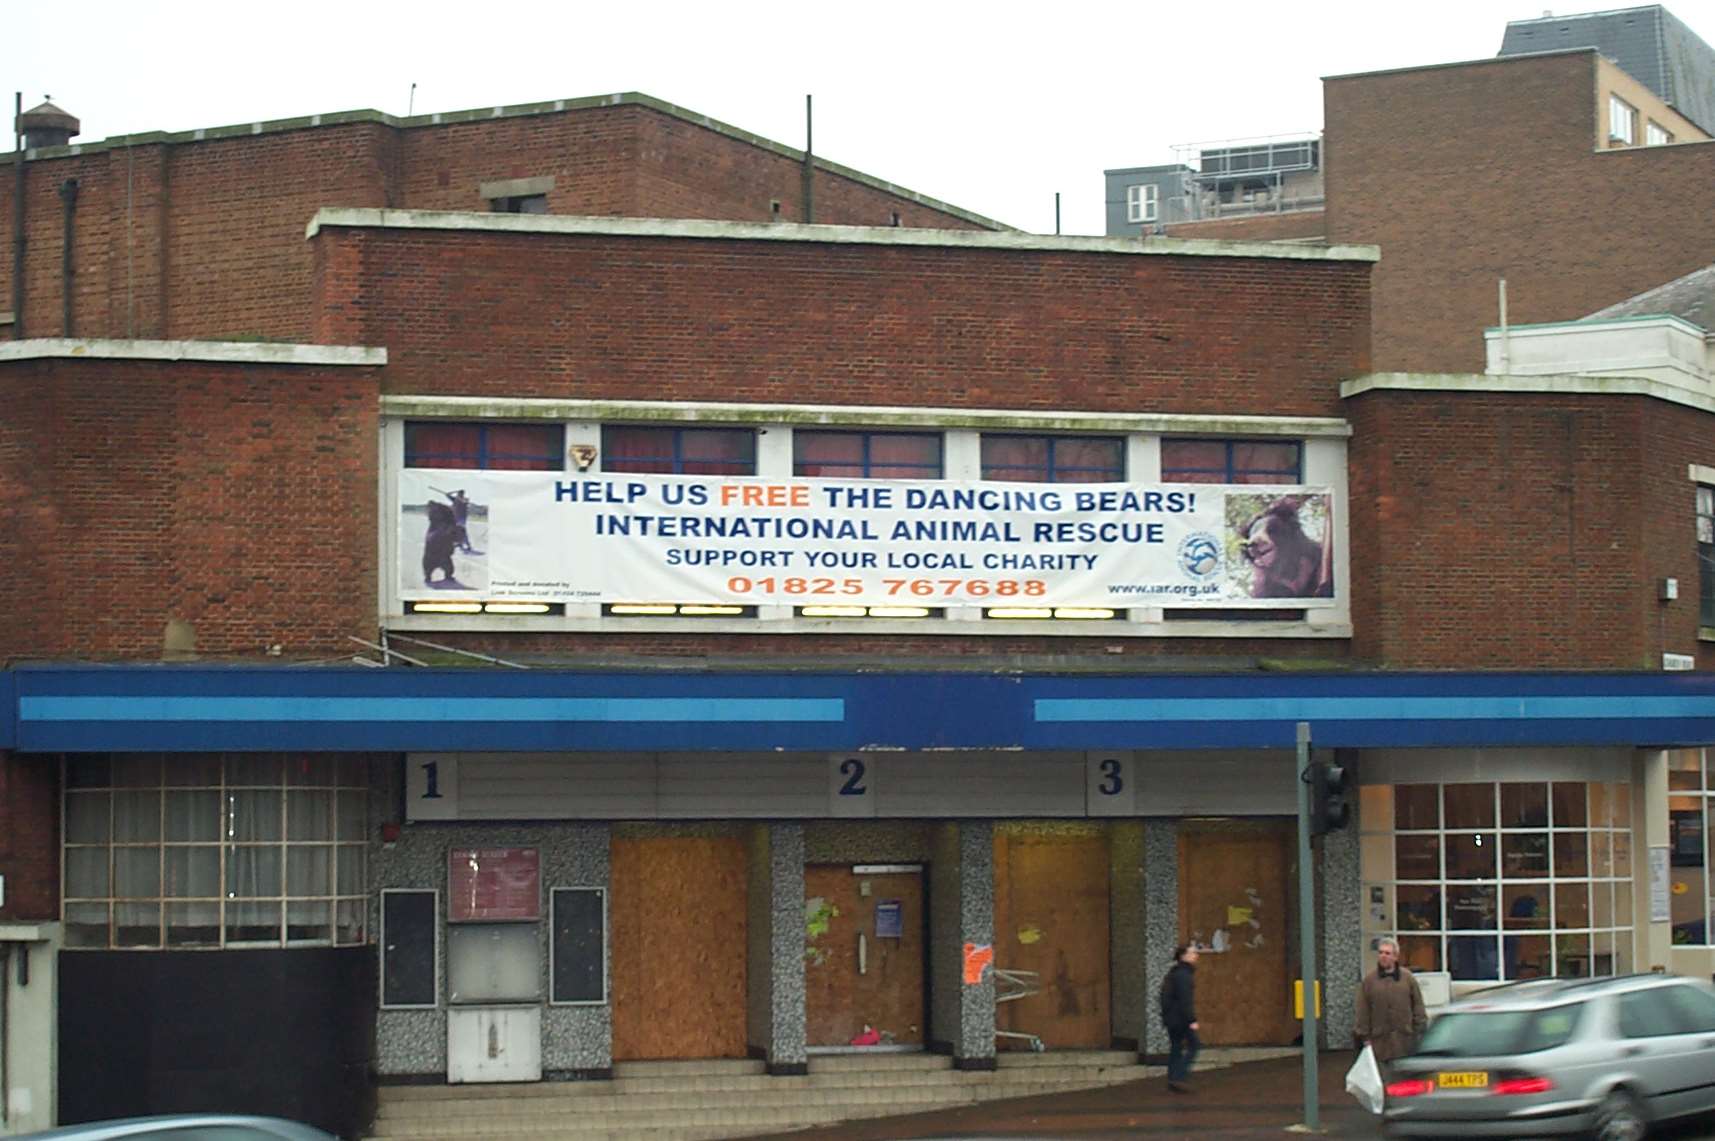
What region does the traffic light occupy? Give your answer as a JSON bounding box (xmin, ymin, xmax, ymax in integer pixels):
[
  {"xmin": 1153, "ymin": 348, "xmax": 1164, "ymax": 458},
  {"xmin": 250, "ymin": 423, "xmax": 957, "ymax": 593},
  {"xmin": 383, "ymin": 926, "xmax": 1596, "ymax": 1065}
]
[{"xmin": 1311, "ymin": 759, "xmax": 1352, "ymax": 835}]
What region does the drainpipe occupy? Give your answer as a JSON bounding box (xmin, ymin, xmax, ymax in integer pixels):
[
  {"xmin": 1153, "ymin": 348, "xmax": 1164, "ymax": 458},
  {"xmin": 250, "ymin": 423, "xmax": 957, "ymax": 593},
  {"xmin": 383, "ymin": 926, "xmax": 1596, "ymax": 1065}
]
[
  {"xmin": 58, "ymin": 177, "xmax": 77, "ymax": 337},
  {"xmin": 11, "ymin": 92, "xmax": 23, "ymax": 339},
  {"xmin": 0, "ymin": 943, "xmax": 9, "ymax": 1127}
]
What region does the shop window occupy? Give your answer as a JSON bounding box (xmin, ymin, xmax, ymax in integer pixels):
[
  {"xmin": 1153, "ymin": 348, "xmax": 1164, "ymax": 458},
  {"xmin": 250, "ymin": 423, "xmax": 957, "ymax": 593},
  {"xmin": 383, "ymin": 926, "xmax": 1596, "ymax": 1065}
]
[
  {"xmin": 794, "ymin": 430, "xmax": 942, "ymax": 480},
  {"xmin": 1667, "ymin": 749, "xmax": 1713, "ymax": 946},
  {"xmin": 1698, "ymin": 486, "xmax": 1715, "ymax": 627},
  {"xmin": 62, "ymin": 754, "xmax": 369, "ymax": 951},
  {"xmin": 1360, "ymin": 779, "xmax": 1633, "ymax": 981},
  {"xmin": 601, "ymin": 426, "xmax": 757, "ymax": 475},
  {"xmin": 980, "ymin": 434, "xmax": 1124, "ymax": 483},
  {"xmin": 405, "ymin": 421, "xmax": 564, "ymax": 470}
]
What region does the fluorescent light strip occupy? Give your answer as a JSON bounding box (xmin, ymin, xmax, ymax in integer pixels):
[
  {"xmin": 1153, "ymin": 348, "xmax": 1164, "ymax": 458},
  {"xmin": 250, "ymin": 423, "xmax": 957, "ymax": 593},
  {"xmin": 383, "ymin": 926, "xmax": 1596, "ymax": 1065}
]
[
  {"xmin": 484, "ymin": 602, "xmax": 551, "ymax": 614},
  {"xmin": 411, "ymin": 602, "xmax": 483, "ymax": 614},
  {"xmin": 608, "ymin": 604, "xmax": 678, "ymax": 615}
]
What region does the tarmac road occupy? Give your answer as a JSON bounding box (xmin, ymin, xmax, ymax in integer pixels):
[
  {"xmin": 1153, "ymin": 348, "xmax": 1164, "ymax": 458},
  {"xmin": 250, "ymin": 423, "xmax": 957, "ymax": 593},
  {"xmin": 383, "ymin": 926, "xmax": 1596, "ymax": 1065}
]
[{"xmin": 740, "ymin": 1051, "xmax": 1715, "ymax": 1141}]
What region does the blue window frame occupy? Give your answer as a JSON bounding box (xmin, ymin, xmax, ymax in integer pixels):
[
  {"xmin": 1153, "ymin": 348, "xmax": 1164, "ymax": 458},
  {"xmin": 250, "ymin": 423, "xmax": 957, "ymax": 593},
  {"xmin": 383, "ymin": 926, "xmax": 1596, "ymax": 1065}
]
[
  {"xmin": 601, "ymin": 426, "xmax": 757, "ymax": 475},
  {"xmin": 980, "ymin": 435, "xmax": 1125, "ymax": 483},
  {"xmin": 404, "ymin": 422, "xmax": 564, "ymax": 470},
  {"xmin": 1161, "ymin": 438, "xmax": 1302, "ymax": 484},
  {"xmin": 794, "ymin": 431, "xmax": 943, "ymax": 480}
]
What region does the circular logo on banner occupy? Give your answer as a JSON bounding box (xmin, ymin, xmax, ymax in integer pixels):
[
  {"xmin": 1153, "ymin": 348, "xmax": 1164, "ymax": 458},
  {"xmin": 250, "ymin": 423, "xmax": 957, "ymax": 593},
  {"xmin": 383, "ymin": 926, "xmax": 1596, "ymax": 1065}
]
[{"xmin": 1178, "ymin": 532, "xmax": 1221, "ymax": 580}]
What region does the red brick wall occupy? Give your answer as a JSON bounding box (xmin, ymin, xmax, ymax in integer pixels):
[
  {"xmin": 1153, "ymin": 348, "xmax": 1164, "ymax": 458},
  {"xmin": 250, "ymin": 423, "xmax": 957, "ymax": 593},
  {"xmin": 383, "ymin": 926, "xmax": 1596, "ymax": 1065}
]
[
  {"xmin": 312, "ymin": 225, "xmax": 1373, "ymax": 416},
  {"xmin": 1166, "ymin": 211, "xmax": 1326, "ymax": 242},
  {"xmin": 0, "ymin": 357, "xmax": 381, "ymax": 660},
  {"xmin": 1326, "ymin": 52, "xmax": 1715, "ymax": 373},
  {"xmin": 0, "ymin": 753, "xmax": 57, "ymax": 920},
  {"xmin": 0, "ymin": 102, "xmax": 991, "ymax": 343},
  {"xmin": 1347, "ymin": 387, "xmax": 1715, "ymax": 668}
]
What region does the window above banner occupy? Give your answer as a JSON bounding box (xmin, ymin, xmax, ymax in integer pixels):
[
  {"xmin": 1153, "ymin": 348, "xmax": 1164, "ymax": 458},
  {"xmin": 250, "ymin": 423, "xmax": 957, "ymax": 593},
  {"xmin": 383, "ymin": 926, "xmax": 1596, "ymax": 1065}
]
[{"xmin": 381, "ymin": 400, "xmax": 1351, "ymax": 640}]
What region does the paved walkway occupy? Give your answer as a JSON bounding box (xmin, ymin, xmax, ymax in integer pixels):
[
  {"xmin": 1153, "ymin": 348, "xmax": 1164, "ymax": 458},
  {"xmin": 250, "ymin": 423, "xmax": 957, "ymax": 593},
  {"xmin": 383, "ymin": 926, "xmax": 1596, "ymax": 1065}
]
[{"xmin": 743, "ymin": 1051, "xmax": 1382, "ymax": 1140}]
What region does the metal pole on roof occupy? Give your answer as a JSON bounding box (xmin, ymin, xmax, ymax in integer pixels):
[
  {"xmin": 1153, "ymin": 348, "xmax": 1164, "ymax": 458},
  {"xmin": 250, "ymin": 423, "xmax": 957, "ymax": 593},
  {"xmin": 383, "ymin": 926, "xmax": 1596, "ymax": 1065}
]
[
  {"xmin": 12, "ymin": 92, "xmax": 25, "ymax": 339},
  {"xmin": 1054, "ymin": 192, "xmax": 1061, "ymax": 236},
  {"xmin": 802, "ymin": 95, "xmax": 814, "ymax": 224}
]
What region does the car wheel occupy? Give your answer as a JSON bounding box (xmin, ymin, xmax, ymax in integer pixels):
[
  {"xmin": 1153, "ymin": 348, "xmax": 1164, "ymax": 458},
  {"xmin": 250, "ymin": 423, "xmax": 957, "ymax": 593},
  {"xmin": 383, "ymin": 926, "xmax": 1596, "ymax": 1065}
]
[{"xmin": 1591, "ymin": 1089, "xmax": 1647, "ymax": 1141}]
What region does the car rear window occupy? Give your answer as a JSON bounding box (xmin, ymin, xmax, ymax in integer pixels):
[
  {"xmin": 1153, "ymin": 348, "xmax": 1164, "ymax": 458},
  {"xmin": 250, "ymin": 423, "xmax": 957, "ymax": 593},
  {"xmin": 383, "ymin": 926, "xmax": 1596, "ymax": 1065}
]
[{"xmin": 1414, "ymin": 1002, "xmax": 1585, "ymax": 1057}]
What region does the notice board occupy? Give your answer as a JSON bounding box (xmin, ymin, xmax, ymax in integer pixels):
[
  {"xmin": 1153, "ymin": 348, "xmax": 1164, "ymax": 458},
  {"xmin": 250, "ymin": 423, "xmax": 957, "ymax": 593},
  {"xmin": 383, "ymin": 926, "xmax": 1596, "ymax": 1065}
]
[
  {"xmin": 381, "ymin": 889, "xmax": 437, "ymax": 1008},
  {"xmin": 449, "ymin": 847, "xmax": 541, "ymax": 922},
  {"xmin": 551, "ymin": 887, "xmax": 607, "ymax": 1004}
]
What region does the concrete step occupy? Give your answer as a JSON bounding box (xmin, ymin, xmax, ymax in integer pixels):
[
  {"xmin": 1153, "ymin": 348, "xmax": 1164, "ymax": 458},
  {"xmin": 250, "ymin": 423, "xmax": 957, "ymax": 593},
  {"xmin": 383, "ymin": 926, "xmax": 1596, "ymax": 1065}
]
[
  {"xmin": 804, "ymin": 1051, "xmax": 951, "ymax": 1072},
  {"xmin": 376, "ymin": 1067, "xmax": 1153, "ymax": 1121},
  {"xmin": 995, "ymin": 1048, "xmax": 1139, "ymax": 1067},
  {"xmin": 611, "ymin": 1059, "xmax": 767, "ymax": 1078}
]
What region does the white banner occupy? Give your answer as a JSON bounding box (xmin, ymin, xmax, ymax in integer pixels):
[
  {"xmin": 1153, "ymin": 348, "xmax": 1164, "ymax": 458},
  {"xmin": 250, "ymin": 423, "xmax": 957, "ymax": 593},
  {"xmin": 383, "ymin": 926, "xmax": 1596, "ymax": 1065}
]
[{"xmin": 398, "ymin": 471, "xmax": 1336, "ymax": 609}]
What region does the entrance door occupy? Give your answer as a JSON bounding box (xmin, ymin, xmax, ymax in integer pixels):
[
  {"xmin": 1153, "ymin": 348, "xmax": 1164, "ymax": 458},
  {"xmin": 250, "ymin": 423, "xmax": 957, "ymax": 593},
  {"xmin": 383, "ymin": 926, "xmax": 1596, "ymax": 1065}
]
[
  {"xmin": 804, "ymin": 865, "xmax": 926, "ymax": 1048},
  {"xmin": 610, "ymin": 835, "xmax": 748, "ymax": 1060},
  {"xmin": 1177, "ymin": 821, "xmax": 1296, "ymax": 1046},
  {"xmin": 993, "ymin": 829, "xmax": 1111, "ymax": 1049}
]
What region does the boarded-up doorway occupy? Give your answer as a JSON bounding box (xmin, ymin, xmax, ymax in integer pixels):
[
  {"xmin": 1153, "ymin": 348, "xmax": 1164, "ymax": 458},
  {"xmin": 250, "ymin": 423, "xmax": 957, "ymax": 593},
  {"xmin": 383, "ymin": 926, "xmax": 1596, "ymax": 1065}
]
[
  {"xmin": 610, "ymin": 835, "xmax": 748, "ymax": 1060},
  {"xmin": 1177, "ymin": 820, "xmax": 1297, "ymax": 1046},
  {"xmin": 804, "ymin": 865, "xmax": 926, "ymax": 1048},
  {"xmin": 993, "ymin": 827, "xmax": 1111, "ymax": 1050}
]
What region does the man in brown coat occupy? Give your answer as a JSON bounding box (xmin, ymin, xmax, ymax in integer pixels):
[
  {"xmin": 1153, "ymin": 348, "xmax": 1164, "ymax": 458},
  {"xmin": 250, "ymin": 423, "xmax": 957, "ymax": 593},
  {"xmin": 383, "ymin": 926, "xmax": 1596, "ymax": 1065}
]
[{"xmin": 1354, "ymin": 938, "xmax": 1428, "ymax": 1063}]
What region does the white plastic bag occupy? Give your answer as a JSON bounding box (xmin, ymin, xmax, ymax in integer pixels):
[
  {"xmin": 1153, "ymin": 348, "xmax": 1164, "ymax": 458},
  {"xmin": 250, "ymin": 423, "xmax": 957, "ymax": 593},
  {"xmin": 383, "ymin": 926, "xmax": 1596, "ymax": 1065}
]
[{"xmin": 1345, "ymin": 1043, "xmax": 1384, "ymax": 1115}]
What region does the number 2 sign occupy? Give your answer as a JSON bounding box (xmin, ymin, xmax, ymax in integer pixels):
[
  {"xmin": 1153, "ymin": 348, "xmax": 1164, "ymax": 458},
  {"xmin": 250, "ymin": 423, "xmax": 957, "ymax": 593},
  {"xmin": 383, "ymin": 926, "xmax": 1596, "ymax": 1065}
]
[{"xmin": 829, "ymin": 754, "xmax": 877, "ymax": 817}]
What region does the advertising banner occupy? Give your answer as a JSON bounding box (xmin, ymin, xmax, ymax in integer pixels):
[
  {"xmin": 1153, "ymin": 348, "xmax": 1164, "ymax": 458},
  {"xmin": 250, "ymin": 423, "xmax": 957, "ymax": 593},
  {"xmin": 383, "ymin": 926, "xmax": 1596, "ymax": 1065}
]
[{"xmin": 398, "ymin": 470, "xmax": 1335, "ymax": 609}]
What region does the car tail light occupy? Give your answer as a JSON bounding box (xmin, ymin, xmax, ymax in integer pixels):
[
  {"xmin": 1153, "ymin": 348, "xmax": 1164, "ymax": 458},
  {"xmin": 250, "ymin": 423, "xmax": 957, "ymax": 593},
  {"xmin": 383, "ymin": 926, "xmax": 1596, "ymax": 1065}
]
[
  {"xmin": 1491, "ymin": 1076, "xmax": 1555, "ymax": 1096},
  {"xmin": 1385, "ymin": 1078, "xmax": 1435, "ymax": 1097}
]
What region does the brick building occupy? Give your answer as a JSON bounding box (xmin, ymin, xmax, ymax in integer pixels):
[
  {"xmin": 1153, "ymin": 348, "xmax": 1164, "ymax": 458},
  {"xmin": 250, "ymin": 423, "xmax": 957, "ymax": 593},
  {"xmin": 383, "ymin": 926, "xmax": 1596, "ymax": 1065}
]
[
  {"xmin": 4, "ymin": 85, "xmax": 1715, "ymax": 1140},
  {"xmin": 1106, "ymin": 5, "xmax": 1715, "ymax": 373}
]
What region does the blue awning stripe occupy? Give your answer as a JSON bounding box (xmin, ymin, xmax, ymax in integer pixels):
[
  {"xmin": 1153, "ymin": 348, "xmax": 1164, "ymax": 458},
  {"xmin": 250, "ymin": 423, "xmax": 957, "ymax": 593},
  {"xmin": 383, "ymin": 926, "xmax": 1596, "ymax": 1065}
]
[
  {"xmin": 20, "ymin": 696, "xmax": 846, "ymax": 724},
  {"xmin": 1034, "ymin": 696, "xmax": 1715, "ymax": 723}
]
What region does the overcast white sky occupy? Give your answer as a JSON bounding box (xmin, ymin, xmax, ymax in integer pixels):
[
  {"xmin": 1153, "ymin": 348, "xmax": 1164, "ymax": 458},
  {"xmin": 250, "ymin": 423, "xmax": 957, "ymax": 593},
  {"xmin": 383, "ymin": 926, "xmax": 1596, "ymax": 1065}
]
[{"xmin": 14, "ymin": 0, "xmax": 1715, "ymax": 234}]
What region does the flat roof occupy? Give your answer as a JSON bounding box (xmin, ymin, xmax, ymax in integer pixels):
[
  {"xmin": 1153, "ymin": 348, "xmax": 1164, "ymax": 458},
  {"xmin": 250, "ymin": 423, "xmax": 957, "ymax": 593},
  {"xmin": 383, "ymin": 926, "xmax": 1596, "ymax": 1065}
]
[{"xmin": 307, "ymin": 207, "xmax": 1381, "ymax": 264}]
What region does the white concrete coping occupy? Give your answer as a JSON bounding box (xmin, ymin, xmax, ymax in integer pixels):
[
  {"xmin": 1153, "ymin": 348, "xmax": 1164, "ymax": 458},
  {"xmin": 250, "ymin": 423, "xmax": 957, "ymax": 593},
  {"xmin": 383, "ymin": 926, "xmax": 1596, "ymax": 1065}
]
[
  {"xmin": 0, "ymin": 923, "xmax": 52, "ymax": 942},
  {"xmin": 381, "ymin": 394, "xmax": 1355, "ymax": 438},
  {"xmin": 1341, "ymin": 370, "xmax": 1715, "ymax": 415},
  {"xmin": 308, "ymin": 207, "xmax": 1381, "ymax": 264},
  {"xmin": 0, "ymin": 338, "xmax": 386, "ymax": 366}
]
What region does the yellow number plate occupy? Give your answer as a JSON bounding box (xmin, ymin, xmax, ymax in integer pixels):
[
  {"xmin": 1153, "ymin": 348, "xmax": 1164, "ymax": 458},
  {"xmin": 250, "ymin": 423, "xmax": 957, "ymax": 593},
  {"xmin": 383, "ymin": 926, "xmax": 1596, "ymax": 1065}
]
[{"xmin": 1437, "ymin": 1072, "xmax": 1489, "ymax": 1089}]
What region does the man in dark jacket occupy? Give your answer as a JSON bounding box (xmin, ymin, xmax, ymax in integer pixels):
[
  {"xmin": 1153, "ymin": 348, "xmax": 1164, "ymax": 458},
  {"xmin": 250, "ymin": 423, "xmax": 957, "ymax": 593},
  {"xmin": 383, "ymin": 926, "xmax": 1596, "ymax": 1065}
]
[
  {"xmin": 1355, "ymin": 937, "xmax": 1427, "ymax": 1064},
  {"xmin": 1159, "ymin": 944, "xmax": 1200, "ymax": 1092}
]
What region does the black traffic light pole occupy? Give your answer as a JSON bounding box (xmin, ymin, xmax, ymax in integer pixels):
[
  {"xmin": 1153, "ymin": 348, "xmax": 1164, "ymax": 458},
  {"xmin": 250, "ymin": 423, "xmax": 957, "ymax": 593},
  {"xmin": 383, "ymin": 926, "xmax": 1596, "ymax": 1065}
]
[{"xmin": 1294, "ymin": 721, "xmax": 1320, "ymax": 1133}]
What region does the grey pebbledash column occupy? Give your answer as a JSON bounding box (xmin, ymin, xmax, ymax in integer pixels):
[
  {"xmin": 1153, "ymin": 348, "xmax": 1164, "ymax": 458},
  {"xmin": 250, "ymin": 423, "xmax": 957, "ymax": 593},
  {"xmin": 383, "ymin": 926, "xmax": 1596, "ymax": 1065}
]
[
  {"xmin": 1141, "ymin": 819, "xmax": 1180, "ymax": 1058},
  {"xmin": 1319, "ymin": 822, "xmax": 1362, "ymax": 1047},
  {"xmin": 930, "ymin": 820, "xmax": 996, "ymax": 1068},
  {"xmin": 747, "ymin": 823, "xmax": 808, "ymax": 1074}
]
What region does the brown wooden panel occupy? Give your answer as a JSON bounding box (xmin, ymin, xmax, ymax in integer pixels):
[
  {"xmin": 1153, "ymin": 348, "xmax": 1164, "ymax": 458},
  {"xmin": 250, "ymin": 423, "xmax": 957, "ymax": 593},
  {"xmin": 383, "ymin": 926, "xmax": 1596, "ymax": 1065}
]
[
  {"xmin": 804, "ymin": 866, "xmax": 926, "ymax": 1047},
  {"xmin": 1177, "ymin": 821, "xmax": 1297, "ymax": 1046},
  {"xmin": 610, "ymin": 836, "xmax": 748, "ymax": 1060},
  {"xmin": 993, "ymin": 831, "xmax": 1110, "ymax": 1049}
]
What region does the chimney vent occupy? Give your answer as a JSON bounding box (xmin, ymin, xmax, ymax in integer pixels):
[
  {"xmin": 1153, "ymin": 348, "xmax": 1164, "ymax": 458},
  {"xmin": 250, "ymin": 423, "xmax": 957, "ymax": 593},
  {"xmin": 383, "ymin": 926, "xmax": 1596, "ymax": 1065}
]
[{"xmin": 18, "ymin": 99, "xmax": 80, "ymax": 150}]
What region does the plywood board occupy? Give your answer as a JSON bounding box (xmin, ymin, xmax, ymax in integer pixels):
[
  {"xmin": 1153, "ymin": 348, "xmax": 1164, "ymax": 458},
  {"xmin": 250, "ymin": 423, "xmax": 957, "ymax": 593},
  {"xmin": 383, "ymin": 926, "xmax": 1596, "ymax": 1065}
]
[
  {"xmin": 610, "ymin": 835, "xmax": 748, "ymax": 1060},
  {"xmin": 804, "ymin": 866, "xmax": 926, "ymax": 1047},
  {"xmin": 993, "ymin": 831, "xmax": 1111, "ymax": 1049},
  {"xmin": 1176, "ymin": 821, "xmax": 1297, "ymax": 1046}
]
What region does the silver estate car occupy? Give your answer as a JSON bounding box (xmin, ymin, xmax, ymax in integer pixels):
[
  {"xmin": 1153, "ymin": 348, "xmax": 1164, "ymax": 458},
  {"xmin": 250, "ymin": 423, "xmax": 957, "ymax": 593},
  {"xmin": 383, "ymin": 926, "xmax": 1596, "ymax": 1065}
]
[{"xmin": 1383, "ymin": 974, "xmax": 1715, "ymax": 1139}]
